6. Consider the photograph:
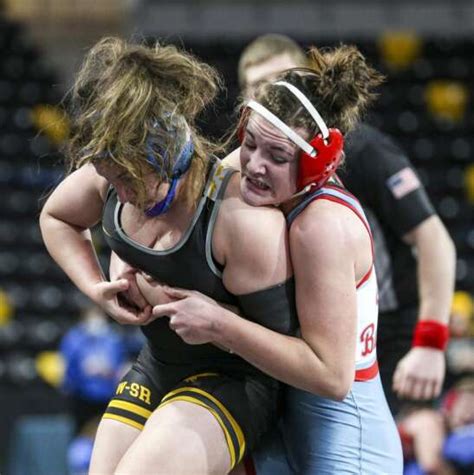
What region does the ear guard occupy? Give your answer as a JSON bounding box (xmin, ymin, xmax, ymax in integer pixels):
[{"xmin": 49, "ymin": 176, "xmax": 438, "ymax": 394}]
[
  {"xmin": 298, "ymin": 128, "xmax": 344, "ymax": 190},
  {"xmin": 241, "ymin": 81, "xmax": 344, "ymax": 192}
]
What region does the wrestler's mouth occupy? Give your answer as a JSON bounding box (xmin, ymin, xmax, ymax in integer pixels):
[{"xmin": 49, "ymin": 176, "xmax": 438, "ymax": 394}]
[{"xmin": 244, "ymin": 174, "xmax": 270, "ymax": 192}]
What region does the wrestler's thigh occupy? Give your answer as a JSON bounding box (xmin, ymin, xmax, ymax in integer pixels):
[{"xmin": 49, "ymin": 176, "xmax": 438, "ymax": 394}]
[
  {"xmin": 116, "ymin": 400, "xmax": 231, "ymax": 475},
  {"xmin": 89, "ymin": 417, "xmax": 141, "ymax": 475}
]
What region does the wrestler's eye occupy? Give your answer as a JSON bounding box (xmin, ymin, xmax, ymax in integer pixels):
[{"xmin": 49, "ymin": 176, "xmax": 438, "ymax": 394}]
[
  {"xmin": 271, "ymin": 155, "xmax": 289, "ymax": 164},
  {"xmin": 244, "ymin": 139, "xmax": 256, "ymax": 150}
]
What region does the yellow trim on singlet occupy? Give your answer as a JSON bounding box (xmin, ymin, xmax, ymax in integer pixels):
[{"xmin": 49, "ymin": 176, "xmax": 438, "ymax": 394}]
[
  {"xmin": 205, "ymin": 163, "xmax": 227, "ymax": 201},
  {"xmin": 102, "ymin": 413, "xmax": 144, "ymax": 431},
  {"xmin": 183, "ymin": 372, "xmax": 219, "ymax": 382},
  {"xmin": 108, "ymin": 400, "xmax": 152, "ymax": 419},
  {"xmin": 161, "ymin": 386, "xmax": 246, "ymax": 462},
  {"xmin": 158, "ymin": 396, "xmax": 238, "ymax": 468}
]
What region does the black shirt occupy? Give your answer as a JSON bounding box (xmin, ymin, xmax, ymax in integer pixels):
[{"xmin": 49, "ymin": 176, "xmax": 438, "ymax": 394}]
[{"xmin": 339, "ymin": 123, "xmax": 435, "ymax": 312}]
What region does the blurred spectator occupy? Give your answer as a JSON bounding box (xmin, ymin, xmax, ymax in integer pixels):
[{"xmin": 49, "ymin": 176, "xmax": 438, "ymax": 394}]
[
  {"xmin": 60, "ymin": 303, "xmax": 134, "ymax": 475},
  {"xmin": 398, "ymin": 377, "xmax": 474, "ymax": 475},
  {"xmin": 60, "ymin": 303, "xmax": 127, "ymax": 431},
  {"xmin": 399, "ymin": 406, "xmax": 453, "ymax": 475}
]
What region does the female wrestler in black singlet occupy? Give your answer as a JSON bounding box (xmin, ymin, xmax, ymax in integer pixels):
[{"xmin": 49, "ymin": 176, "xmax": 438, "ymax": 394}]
[{"xmin": 39, "ymin": 37, "xmax": 296, "ymax": 475}]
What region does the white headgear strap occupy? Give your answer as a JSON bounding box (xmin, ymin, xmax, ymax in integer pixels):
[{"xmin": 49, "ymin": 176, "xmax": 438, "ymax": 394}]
[
  {"xmin": 274, "ymin": 81, "xmax": 329, "ymax": 139},
  {"xmin": 246, "ymin": 100, "xmax": 315, "ymax": 156},
  {"xmin": 246, "ymin": 82, "xmax": 330, "ymax": 158}
]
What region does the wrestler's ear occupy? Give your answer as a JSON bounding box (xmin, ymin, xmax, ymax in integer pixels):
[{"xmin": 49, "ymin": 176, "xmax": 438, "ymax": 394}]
[{"xmin": 237, "ymin": 106, "xmax": 251, "ymax": 143}]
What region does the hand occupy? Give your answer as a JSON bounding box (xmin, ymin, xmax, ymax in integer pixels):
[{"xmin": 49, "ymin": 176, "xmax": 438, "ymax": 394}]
[
  {"xmin": 91, "ymin": 279, "xmax": 152, "ymax": 325},
  {"xmin": 392, "ymin": 347, "xmax": 445, "ymax": 400},
  {"xmin": 109, "ymin": 252, "xmax": 149, "ymax": 310},
  {"xmin": 151, "ymin": 287, "xmax": 222, "ymax": 344}
]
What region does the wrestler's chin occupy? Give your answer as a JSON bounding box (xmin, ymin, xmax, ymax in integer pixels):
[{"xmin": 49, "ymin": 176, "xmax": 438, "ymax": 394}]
[{"xmin": 240, "ymin": 177, "xmax": 275, "ymax": 208}]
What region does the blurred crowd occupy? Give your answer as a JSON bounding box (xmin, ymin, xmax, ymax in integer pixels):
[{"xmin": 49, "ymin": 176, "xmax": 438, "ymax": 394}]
[{"xmin": 0, "ymin": 14, "xmax": 473, "ymax": 475}]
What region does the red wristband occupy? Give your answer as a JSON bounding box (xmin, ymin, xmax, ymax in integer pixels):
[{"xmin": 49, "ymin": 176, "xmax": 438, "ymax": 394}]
[{"xmin": 412, "ymin": 320, "xmax": 449, "ymax": 351}]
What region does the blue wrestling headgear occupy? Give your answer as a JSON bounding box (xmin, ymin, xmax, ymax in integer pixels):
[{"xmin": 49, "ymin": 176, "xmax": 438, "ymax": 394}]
[{"xmin": 145, "ymin": 117, "xmax": 194, "ymax": 217}]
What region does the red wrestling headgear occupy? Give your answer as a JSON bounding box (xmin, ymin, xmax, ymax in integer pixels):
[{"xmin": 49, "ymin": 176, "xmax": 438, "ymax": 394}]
[{"xmin": 240, "ymin": 81, "xmax": 344, "ymax": 191}]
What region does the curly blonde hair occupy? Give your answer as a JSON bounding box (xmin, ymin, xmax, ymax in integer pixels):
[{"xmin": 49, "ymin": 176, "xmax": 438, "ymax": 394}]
[{"xmin": 66, "ymin": 37, "xmax": 223, "ymax": 210}]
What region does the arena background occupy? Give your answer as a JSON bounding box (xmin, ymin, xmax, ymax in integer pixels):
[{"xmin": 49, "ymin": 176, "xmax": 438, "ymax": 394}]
[{"xmin": 0, "ymin": 1, "xmax": 473, "ymax": 473}]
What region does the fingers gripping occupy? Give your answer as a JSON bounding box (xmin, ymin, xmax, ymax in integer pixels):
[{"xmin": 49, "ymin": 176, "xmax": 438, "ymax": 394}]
[{"xmin": 102, "ymin": 279, "xmax": 129, "ymax": 298}]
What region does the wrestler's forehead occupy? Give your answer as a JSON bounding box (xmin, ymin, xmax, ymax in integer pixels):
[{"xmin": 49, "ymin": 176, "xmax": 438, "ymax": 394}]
[{"xmin": 247, "ymin": 114, "xmax": 306, "ymax": 153}]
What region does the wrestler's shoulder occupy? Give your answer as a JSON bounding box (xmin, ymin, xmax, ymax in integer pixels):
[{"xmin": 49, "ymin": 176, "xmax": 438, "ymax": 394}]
[{"xmin": 222, "ymin": 175, "xmax": 285, "ymax": 225}]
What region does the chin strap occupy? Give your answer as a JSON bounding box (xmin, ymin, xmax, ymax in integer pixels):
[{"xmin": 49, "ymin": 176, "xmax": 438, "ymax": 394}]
[{"xmin": 145, "ymin": 177, "xmax": 180, "ymax": 217}]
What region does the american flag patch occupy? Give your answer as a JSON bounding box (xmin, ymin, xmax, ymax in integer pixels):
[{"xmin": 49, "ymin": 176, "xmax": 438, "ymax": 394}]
[{"xmin": 386, "ymin": 167, "xmax": 421, "ymax": 199}]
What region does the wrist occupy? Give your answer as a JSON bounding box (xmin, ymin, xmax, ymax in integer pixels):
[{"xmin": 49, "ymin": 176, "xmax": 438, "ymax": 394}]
[
  {"xmin": 84, "ymin": 278, "xmax": 107, "ymax": 302},
  {"xmin": 213, "ymin": 309, "xmax": 238, "ymax": 352},
  {"xmin": 412, "ymin": 320, "xmax": 449, "ymax": 351}
]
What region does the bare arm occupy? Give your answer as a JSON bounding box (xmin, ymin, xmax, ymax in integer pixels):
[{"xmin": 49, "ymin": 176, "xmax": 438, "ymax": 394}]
[
  {"xmin": 40, "ymin": 164, "xmax": 150, "ymax": 324},
  {"xmin": 153, "ymin": 203, "xmax": 361, "ymax": 399},
  {"xmin": 40, "ymin": 164, "xmax": 108, "ymax": 297},
  {"xmin": 220, "ymin": 211, "xmax": 357, "ymax": 398},
  {"xmin": 404, "ymin": 215, "xmax": 456, "ymax": 323},
  {"xmin": 393, "ymin": 215, "xmax": 456, "ymax": 399}
]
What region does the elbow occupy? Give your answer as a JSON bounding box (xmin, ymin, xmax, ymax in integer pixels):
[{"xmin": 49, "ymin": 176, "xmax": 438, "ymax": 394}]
[
  {"xmin": 329, "ymin": 364, "xmax": 354, "ymax": 400},
  {"xmin": 328, "ymin": 376, "xmax": 352, "ymax": 401},
  {"xmin": 39, "ymin": 208, "xmax": 61, "ymax": 246},
  {"xmin": 39, "ymin": 208, "xmax": 55, "ymax": 241},
  {"xmin": 319, "ymin": 381, "xmax": 351, "ymax": 402},
  {"xmin": 307, "ymin": 369, "xmax": 352, "ymax": 401},
  {"xmin": 39, "ymin": 208, "xmax": 48, "ymax": 235}
]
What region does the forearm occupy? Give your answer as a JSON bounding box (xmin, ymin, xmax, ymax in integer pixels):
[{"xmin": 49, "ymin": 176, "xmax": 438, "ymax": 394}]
[
  {"xmin": 40, "ymin": 214, "xmax": 105, "ymax": 299},
  {"xmin": 215, "ymin": 310, "xmax": 348, "ymax": 399},
  {"xmin": 411, "ymin": 217, "xmax": 456, "ymax": 324}
]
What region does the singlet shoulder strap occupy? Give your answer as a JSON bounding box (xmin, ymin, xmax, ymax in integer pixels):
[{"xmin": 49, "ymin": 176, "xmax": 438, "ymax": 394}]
[
  {"xmin": 204, "ymin": 160, "xmax": 238, "ymax": 278},
  {"xmin": 204, "ymin": 160, "xmax": 237, "ymax": 202},
  {"xmin": 287, "ymin": 184, "xmax": 369, "ymax": 230},
  {"xmin": 287, "ymin": 184, "xmax": 375, "ymax": 275}
]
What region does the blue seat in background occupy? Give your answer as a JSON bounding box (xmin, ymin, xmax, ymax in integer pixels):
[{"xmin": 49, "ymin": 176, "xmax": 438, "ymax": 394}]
[{"xmin": 7, "ymin": 414, "xmax": 73, "ymax": 475}]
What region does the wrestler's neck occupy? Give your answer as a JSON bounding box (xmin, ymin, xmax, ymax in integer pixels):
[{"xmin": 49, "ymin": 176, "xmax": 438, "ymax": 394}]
[
  {"xmin": 280, "ymin": 195, "xmax": 302, "ymax": 215},
  {"xmin": 151, "ymin": 179, "xmax": 195, "ymax": 223},
  {"xmin": 279, "ymin": 184, "xmax": 315, "ymax": 215},
  {"xmin": 279, "ymin": 177, "xmax": 337, "ymax": 215},
  {"xmin": 124, "ymin": 179, "xmax": 194, "ymax": 227}
]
